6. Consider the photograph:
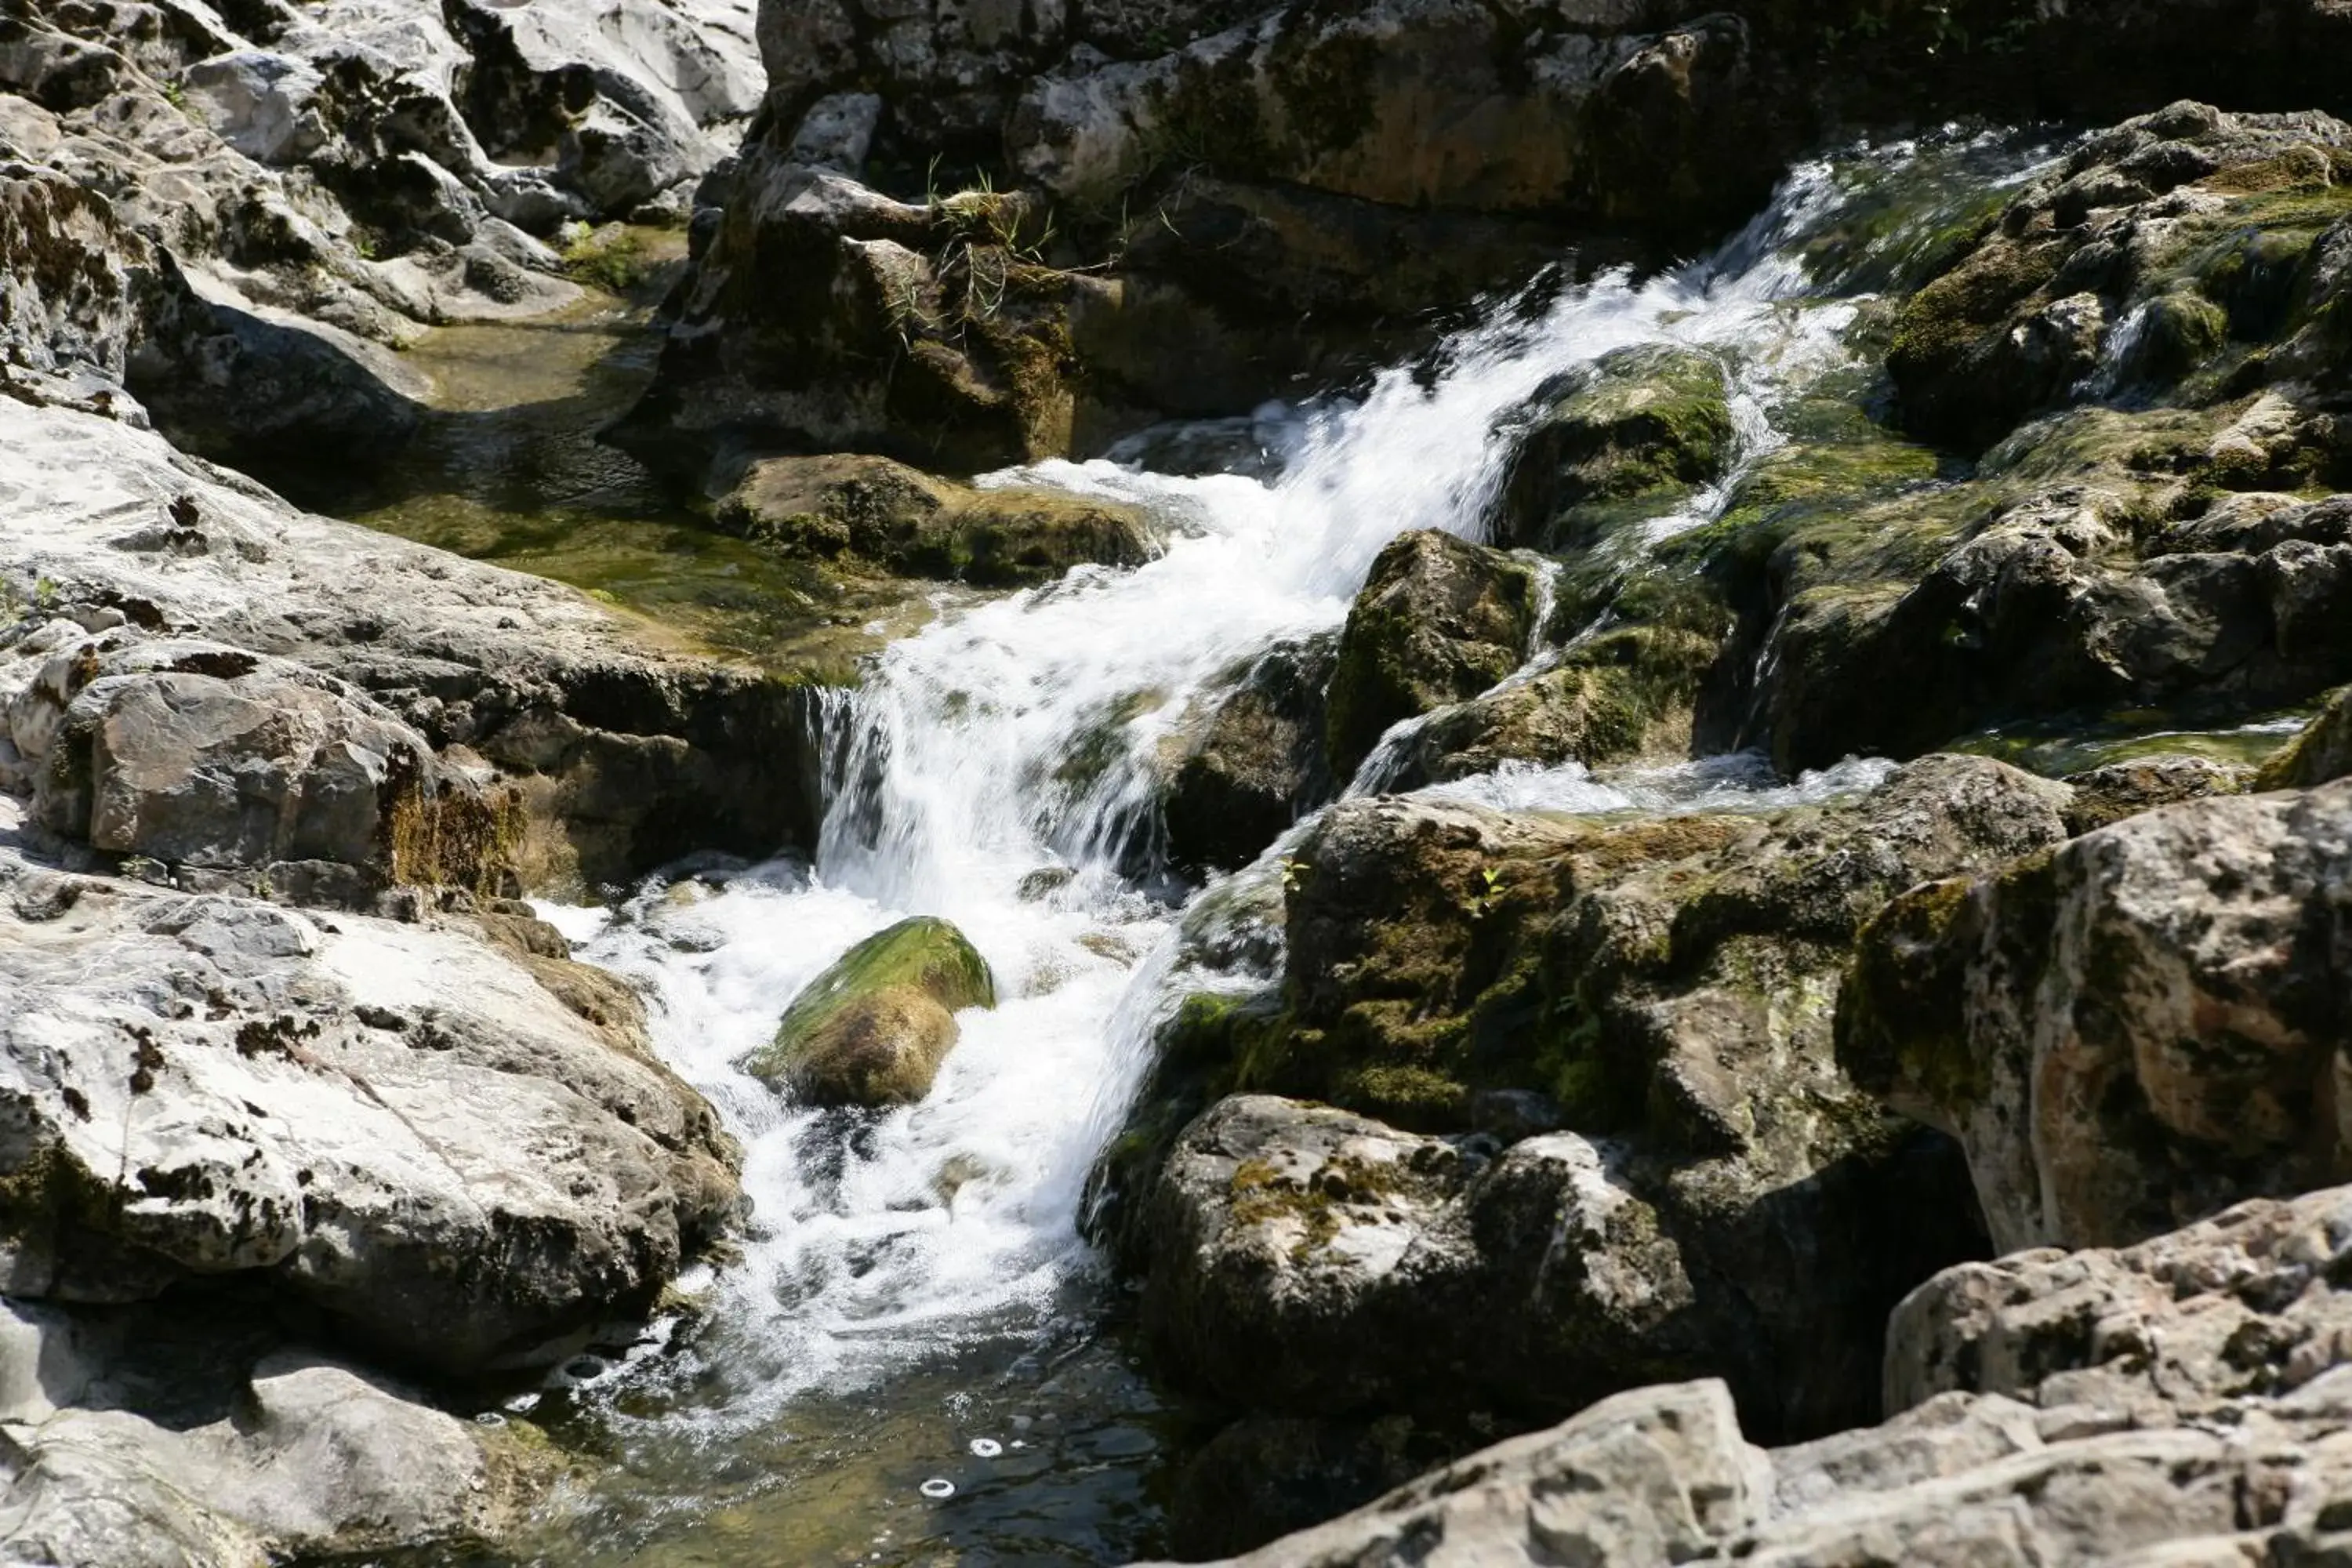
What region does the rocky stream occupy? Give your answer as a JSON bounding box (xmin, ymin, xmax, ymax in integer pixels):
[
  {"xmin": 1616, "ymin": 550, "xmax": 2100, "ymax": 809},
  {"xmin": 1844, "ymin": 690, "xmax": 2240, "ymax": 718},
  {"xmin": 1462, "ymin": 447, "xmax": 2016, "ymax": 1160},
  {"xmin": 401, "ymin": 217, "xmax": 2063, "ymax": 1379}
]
[{"xmin": 13, "ymin": 1, "xmax": 2352, "ymax": 1565}]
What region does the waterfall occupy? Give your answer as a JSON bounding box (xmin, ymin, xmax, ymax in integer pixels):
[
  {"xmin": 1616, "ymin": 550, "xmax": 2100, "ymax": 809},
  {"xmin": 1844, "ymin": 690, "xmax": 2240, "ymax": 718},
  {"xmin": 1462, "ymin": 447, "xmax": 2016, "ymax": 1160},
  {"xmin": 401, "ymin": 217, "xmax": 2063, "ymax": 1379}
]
[{"xmin": 537, "ymin": 131, "xmax": 2045, "ymax": 1544}]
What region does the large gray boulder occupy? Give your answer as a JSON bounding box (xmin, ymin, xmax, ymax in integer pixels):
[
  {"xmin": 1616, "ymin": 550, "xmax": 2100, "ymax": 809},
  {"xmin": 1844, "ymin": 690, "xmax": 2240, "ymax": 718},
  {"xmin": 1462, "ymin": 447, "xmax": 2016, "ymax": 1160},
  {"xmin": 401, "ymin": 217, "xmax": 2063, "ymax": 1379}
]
[
  {"xmin": 0, "ymin": 395, "xmax": 818, "ymax": 891},
  {"xmin": 0, "ymin": 1298, "xmax": 554, "ymax": 1567},
  {"xmin": 1842, "ymin": 775, "xmax": 2352, "ymax": 1255},
  {"xmin": 0, "ymin": 820, "xmax": 739, "ymax": 1375},
  {"xmin": 16, "ymin": 637, "xmax": 474, "ymax": 888}
]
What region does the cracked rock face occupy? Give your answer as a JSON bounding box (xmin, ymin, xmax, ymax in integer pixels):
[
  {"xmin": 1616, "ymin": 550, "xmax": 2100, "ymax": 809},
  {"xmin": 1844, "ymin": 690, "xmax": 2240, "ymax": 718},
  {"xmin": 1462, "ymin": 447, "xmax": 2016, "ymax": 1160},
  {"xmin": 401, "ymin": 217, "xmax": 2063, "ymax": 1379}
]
[
  {"xmin": 0, "ymin": 394, "xmax": 820, "ymax": 889},
  {"xmin": 0, "ymin": 808, "xmax": 739, "ymax": 1375},
  {"xmin": 1842, "ymin": 778, "xmax": 2352, "ymax": 1255},
  {"xmin": 1126, "ymin": 757, "xmax": 2076, "ymax": 1444}
]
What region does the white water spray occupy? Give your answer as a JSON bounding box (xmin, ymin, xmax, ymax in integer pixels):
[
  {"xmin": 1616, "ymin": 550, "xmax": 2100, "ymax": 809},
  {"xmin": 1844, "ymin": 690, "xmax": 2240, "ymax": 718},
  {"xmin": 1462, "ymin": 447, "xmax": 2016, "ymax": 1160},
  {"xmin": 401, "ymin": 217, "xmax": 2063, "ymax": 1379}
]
[{"xmin": 557, "ymin": 137, "xmax": 2044, "ymax": 1452}]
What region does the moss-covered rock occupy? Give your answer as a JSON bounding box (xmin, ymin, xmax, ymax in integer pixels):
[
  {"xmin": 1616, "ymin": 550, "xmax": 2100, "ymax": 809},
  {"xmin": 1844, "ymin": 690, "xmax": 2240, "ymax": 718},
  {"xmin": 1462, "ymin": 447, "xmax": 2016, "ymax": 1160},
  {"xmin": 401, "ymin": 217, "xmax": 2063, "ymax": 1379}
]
[
  {"xmin": 1385, "ymin": 627, "xmax": 1718, "ymax": 789},
  {"xmin": 1110, "ymin": 754, "xmax": 2072, "ymax": 1441},
  {"xmin": 717, "ymin": 452, "xmax": 1153, "ymax": 587},
  {"xmin": 2254, "ymin": 684, "xmax": 2352, "ymax": 788},
  {"xmin": 741, "ymin": 916, "xmax": 997, "ymax": 1106},
  {"xmin": 1887, "ymin": 103, "xmax": 2352, "ymax": 449},
  {"xmin": 1323, "ymin": 531, "xmax": 1540, "ymax": 782},
  {"xmin": 1491, "ymin": 347, "xmax": 1735, "ymax": 554},
  {"xmin": 1751, "ymin": 419, "xmax": 2352, "ymax": 772}
]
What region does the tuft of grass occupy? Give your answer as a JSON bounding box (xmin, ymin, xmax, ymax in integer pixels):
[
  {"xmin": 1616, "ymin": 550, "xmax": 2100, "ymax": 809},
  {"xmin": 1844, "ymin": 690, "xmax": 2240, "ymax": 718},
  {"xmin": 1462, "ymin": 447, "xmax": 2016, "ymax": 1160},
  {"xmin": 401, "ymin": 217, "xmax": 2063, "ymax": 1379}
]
[{"xmin": 563, "ymin": 226, "xmax": 653, "ymax": 294}]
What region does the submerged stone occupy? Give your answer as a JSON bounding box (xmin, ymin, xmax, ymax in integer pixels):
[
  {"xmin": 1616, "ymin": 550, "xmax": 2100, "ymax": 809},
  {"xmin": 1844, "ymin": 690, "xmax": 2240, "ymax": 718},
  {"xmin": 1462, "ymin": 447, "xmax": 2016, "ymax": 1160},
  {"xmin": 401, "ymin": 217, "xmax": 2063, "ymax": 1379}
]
[{"xmin": 744, "ymin": 916, "xmax": 998, "ymax": 1106}]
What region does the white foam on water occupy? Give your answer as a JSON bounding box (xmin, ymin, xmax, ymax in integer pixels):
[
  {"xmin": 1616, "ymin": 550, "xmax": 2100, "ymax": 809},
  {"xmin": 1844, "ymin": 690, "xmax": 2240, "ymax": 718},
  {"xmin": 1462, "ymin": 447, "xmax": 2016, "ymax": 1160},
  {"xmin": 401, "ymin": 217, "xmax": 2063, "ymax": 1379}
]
[{"xmin": 560, "ymin": 136, "xmax": 2048, "ymax": 1440}]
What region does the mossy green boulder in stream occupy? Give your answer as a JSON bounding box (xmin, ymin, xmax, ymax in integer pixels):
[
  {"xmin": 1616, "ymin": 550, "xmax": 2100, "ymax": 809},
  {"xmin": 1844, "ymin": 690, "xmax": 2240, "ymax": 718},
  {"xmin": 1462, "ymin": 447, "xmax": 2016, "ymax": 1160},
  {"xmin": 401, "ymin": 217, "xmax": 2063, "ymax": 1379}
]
[{"xmin": 742, "ymin": 917, "xmax": 998, "ymax": 1107}]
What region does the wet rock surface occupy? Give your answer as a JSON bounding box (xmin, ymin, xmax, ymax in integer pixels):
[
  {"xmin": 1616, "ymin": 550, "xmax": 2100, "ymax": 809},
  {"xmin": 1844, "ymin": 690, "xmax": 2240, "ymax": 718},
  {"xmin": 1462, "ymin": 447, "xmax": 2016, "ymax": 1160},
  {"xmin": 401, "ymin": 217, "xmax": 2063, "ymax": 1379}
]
[
  {"xmin": 742, "ymin": 914, "xmax": 999, "ymax": 1106},
  {"xmin": 1113, "ymin": 757, "xmax": 2074, "ymax": 1458},
  {"xmin": 1323, "ymin": 531, "xmax": 1541, "ymax": 783}
]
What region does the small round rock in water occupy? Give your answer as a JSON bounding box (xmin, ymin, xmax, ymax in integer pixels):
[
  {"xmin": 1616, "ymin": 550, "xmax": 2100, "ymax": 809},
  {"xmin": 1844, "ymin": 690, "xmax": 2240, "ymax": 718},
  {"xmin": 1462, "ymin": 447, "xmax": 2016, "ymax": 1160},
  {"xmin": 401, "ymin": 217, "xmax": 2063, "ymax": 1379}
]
[
  {"xmin": 969, "ymin": 1438, "xmax": 1003, "ymax": 1458},
  {"xmin": 474, "ymin": 1411, "xmax": 507, "ymax": 1428},
  {"xmin": 920, "ymin": 1478, "xmax": 956, "ymax": 1501}
]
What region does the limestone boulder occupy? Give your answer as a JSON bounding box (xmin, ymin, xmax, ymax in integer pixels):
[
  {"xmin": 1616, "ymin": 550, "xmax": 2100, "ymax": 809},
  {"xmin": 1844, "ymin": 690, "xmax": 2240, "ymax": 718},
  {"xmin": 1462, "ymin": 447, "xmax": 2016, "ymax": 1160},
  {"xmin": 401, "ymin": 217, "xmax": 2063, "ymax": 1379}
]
[
  {"xmin": 1118, "ymin": 756, "xmax": 2073, "ymax": 1445},
  {"xmin": 0, "ymin": 830, "xmax": 739, "ymax": 1374},
  {"xmin": 742, "ymin": 915, "xmax": 998, "ymax": 1107},
  {"xmin": 613, "ymin": 150, "xmax": 1304, "ymax": 479},
  {"xmin": 1841, "ymin": 777, "xmax": 2352, "ymax": 1254},
  {"xmin": 0, "ymin": 1298, "xmax": 554, "ymax": 1567},
  {"xmin": 1492, "ymin": 346, "xmax": 1735, "ymax": 554},
  {"xmin": 1374, "ymin": 637, "xmax": 1715, "ymax": 792},
  {"xmin": 1887, "ymin": 103, "xmax": 2352, "ymax": 450},
  {"xmin": 0, "ymin": 396, "xmax": 821, "ymax": 891},
  {"xmin": 1160, "ymin": 1180, "xmax": 2352, "ymax": 1568},
  {"xmin": 1759, "ymin": 479, "xmax": 2352, "ymax": 775},
  {"xmin": 1162, "ymin": 633, "xmax": 1337, "ymax": 875},
  {"xmin": 16, "ymin": 637, "xmax": 502, "ymax": 892},
  {"xmin": 0, "ymin": 164, "xmax": 214, "ymax": 412}
]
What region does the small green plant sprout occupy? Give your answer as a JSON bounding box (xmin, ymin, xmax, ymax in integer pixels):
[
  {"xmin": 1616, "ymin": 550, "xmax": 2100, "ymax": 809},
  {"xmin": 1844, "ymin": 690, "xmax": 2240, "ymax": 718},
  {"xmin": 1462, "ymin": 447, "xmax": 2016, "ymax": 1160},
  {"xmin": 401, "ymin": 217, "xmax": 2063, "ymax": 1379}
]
[
  {"xmin": 33, "ymin": 577, "xmax": 59, "ymax": 610},
  {"xmin": 1279, "ymin": 855, "xmax": 1310, "ymax": 895},
  {"xmin": 1462, "ymin": 865, "xmax": 1508, "ymax": 919}
]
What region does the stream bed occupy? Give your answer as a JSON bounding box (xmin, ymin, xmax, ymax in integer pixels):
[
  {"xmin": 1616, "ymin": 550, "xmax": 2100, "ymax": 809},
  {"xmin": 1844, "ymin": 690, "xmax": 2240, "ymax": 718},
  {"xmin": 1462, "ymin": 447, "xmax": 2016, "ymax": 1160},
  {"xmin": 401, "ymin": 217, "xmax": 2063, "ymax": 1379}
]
[{"xmin": 304, "ymin": 137, "xmax": 2303, "ymax": 1567}]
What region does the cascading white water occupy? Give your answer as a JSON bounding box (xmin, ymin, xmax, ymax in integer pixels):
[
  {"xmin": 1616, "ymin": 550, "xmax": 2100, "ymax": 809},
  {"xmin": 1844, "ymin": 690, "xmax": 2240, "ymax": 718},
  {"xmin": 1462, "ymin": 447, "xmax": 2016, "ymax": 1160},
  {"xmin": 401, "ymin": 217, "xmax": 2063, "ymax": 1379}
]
[{"xmin": 536, "ymin": 133, "xmax": 2049, "ymax": 1552}]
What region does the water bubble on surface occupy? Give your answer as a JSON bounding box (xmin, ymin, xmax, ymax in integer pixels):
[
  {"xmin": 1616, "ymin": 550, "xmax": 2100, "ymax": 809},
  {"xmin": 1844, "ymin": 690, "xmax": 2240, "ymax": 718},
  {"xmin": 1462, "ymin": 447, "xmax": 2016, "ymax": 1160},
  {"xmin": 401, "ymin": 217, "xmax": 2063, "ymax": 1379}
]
[
  {"xmin": 920, "ymin": 1479, "xmax": 956, "ymax": 1501},
  {"xmin": 969, "ymin": 1438, "xmax": 1004, "ymax": 1457}
]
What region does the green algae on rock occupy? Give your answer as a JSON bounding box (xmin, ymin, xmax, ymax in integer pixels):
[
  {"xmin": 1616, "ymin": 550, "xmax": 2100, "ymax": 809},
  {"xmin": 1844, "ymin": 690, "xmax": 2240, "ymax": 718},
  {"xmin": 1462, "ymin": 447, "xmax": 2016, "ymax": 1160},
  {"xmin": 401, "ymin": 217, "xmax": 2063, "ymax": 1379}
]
[
  {"xmin": 742, "ymin": 916, "xmax": 998, "ymax": 1107},
  {"xmin": 1102, "ymin": 757, "xmax": 2071, "ymax": 1444},
  {"xmin": 1493, "ymin": 346, "xmax": 1736, "ymax": 554},
  {"xmin": 1323, "ymin": 531, "xmax": 1541, "ymax": 781},
  {"xmin": 2255, "ymin": 683, "xmax": 2352, "ymax": 788},
  {"xmin": 716, "ymin": 452, "xmax": 1155, "ymax": 587}
]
